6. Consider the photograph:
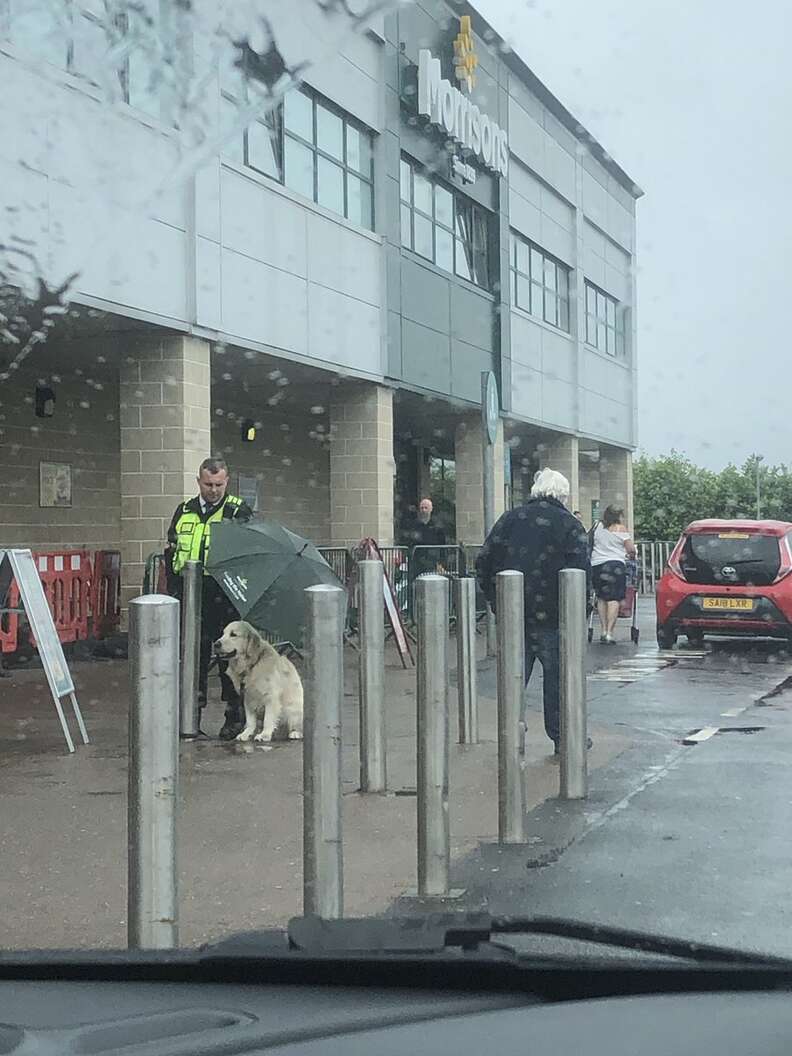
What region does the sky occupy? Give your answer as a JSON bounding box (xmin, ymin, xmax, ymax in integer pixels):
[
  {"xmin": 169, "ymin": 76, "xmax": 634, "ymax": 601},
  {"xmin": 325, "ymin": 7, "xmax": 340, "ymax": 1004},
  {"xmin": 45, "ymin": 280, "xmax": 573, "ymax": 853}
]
[{"xmin": 477, "ymin": 0, "xmax": 792, "ymax": 470}]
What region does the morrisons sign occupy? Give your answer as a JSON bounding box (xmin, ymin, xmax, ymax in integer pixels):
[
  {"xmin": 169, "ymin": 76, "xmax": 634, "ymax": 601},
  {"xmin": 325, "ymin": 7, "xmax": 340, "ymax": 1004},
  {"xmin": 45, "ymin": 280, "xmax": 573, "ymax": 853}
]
[{"xmin": 417, "ymin": 48, "xmax": 508, "ymax": 178}]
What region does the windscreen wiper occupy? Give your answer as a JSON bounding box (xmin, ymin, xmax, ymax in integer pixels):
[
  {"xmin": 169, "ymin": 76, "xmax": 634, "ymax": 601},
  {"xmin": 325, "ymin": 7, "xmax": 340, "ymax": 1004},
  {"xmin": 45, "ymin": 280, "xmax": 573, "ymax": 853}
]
[{"xmin": 280, "ymin": 913, "xmax": 792, "ymax": 968}]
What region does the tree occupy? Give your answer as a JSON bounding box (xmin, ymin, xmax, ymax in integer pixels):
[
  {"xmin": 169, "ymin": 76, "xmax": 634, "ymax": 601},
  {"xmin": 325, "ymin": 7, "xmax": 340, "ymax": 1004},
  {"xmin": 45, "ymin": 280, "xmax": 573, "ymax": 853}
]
[
  {"xmin": 633, "ymin": 452, "xmax": 717, "ymax": 540},
  {"xmin": 634, "ymin": 453, "xmax": 792, "ymax": 539}
]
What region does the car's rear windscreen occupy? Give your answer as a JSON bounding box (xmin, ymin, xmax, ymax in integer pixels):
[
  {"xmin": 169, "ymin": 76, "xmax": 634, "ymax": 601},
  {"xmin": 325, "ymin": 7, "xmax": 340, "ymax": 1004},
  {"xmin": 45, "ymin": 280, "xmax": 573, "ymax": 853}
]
[{"xmin": 680, "ymin": 532, "xmax": 781, "ymax": 586}]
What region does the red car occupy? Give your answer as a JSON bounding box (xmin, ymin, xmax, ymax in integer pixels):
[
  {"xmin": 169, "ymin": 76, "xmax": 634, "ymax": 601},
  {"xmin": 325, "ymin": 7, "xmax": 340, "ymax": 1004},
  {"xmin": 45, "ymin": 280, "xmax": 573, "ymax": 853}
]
[{"xmin": 656, "ymin": 519, "xmax": 792, "ymax": 648}]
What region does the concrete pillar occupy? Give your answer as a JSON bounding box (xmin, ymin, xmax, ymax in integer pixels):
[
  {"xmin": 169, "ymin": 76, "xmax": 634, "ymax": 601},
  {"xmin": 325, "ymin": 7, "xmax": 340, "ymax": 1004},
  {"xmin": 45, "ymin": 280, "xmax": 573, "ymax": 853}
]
[
  {"xmin": 454, "ymin": 415, "xmax": 505, "ymax": 543},
  {"xmin": 538, "ymin": 433, "xmax": 580, "ymax": 513},
  {"xmin": 599, "ymin": 445, "xmax": 634, "ymax": 531},
  {"xmin": 120, "ymin": 335, "xmax": 211, "ymax": 615},
  {"xmin": 329, "ymin": 384, "xmax": 395, "ymax": 547}
]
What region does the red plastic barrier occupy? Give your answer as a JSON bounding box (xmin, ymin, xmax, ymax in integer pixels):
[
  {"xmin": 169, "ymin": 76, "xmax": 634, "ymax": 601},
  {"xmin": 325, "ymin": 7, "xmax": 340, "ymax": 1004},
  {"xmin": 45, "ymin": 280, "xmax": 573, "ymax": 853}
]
[
  {"xmin": 30, "ymin": 550, "xmax": 92, "ymax": 645},
  {"xmin": 0, "ymin": 580, "xmax": 19, "ymax": 655},
  {"xmin": 91, "ymin": 549, "xmax": 121, "ymax": 639}
]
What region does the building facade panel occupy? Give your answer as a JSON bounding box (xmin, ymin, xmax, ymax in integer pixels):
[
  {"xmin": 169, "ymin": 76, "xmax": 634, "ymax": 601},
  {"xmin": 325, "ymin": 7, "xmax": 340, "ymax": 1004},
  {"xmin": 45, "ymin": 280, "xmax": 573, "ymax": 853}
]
[{"xmin": 0, "ymin": 0, "xmax": 642, "ymax": 567}]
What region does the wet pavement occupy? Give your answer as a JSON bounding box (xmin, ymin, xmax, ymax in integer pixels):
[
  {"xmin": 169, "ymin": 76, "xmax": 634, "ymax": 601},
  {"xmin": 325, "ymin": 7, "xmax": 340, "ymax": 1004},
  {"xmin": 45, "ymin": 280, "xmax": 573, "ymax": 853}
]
[
  {"xmin": 2, "ymin": 597, "xmax": 790, "ymax": 957},
  {"xmin": 0, "ymin": 615, "xmax": 631, "ymax": 950},
  {"xmin": 442, "ymin": 610, "xmax": 792, "ymax": 961}
]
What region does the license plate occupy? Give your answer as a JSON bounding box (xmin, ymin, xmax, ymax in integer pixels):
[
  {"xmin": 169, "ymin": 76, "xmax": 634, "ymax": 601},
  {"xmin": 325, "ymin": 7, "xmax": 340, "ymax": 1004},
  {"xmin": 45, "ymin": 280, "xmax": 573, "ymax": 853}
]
[{"xmin": 702, "ymin": 598, "xmax": 754, "ymax": 611}]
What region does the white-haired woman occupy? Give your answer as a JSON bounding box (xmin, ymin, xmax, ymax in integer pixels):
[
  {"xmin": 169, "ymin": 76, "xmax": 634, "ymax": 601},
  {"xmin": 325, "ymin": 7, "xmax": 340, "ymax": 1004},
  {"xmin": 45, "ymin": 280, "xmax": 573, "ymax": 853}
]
[{"xmin": 476, "ymin": 467, "xmax": 591, "ymax": 758}]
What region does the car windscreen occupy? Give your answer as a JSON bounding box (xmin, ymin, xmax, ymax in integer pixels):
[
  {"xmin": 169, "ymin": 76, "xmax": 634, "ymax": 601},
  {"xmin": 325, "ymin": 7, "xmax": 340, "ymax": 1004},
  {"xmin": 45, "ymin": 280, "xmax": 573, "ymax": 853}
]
[{"xmin": 680, "ymin": 532, "xmax": 781, "ymax": 586}]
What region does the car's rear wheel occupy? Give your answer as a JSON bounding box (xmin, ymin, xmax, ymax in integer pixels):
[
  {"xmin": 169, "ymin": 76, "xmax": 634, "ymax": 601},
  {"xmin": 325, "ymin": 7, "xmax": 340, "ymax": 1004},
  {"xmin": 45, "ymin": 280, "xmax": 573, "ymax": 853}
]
[{"xmin": 657, "ymin": 623, "xmax": 677, "ymax": 649}]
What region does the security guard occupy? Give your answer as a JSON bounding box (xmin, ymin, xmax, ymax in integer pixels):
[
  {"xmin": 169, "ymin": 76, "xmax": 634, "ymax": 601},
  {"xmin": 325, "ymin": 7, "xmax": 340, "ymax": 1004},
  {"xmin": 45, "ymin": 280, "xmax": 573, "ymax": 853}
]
[{"xmin": 165, "ymin": 457, "xmax": 253, "ymax": 739}]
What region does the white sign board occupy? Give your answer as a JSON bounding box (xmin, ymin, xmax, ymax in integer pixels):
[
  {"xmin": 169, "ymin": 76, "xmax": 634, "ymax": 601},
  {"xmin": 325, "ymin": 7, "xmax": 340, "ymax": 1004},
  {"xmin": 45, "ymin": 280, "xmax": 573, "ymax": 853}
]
[
  {"xmin": 417, "ymin": 49, "xmax": 509, "ymax": 177},
  {"xmin": 237, "ymin": 473, "xmax": 259, "ymax": 513},
  {"xmin": 0, "ymin": 549, "xmax": 88, "ymax": 753}
]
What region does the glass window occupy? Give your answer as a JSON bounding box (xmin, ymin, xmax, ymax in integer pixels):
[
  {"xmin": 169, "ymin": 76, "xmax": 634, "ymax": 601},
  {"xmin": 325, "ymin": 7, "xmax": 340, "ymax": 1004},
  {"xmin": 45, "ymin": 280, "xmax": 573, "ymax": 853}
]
[
  {"xmin": 284, "ymin": 89, "xmax": 313, "ymax": 142},
  {"xmin": 414, "ymin": 214, "xmax": 433, "ymax": 260},
  {"xmin": 71, "ymin": 12, "xmax": 108, "ymax": 85},
  {"xmin": 413, "ymin": 171, "xmax": 432, "ymax": 216},
  {"xmin": 558, "ymin": 268, "xmax": 569, "ymax": 304},
  {"xmin": 248, "ymin": 116, "xmax": 281, "ymax": 179},
  {"xmin": 317, "ymin": 156, "xmax": 344, "ymax": 213},
  {"xmin": 400, "ymin": 204, "xmax": 412, "ymax": 248},
  {"xmin": 316, "ymin": 102, "xmax": 344, "ymax": 160},
  {"xmin": 516, "ymin": 274, "xmax": 531, "ymax": 311},
  {"xmin": 400, "ymin": 160, "xmax": 411, "ymax": 203},
  {"xmin": 346, "ymin": 126, "xmax": 372, "ymax": 177},
  {"xmin": 220, "ymin": 95, "xmax": 244, "ymax": 165},
  {"xmin": 284, "ymin": 137, "xmax": 314, "ymax": 200},
  {"xmin": 516, "ymin": 239, "xmax": 530, "ymax": 276},
  {"xmin": 586, "ymin": 313, "xmax": 596, "ymax": 345},
  {"xmin": 544, "ymin": 258, "xmax": 557, "ymax": 293},
  {"xmin": 510, "ymin": 231, "xmax": 571, "ymax": 332},
  {"xmin": 455, "ymin": 240, "xmax": 472, "ymax": 281},
  {"xmin": 597, "ymin": 320, "xmax": 607, "ymax": 350},
  {"xmin": 435, "ymin": 227, "xmax": 454, "ymax": 272},
  {"xmin": 347, "ymin": 175, "xmax": 373, "ymax": 230},
  {"xmin": 584, "ymin": 280, "xmax": 624, "ymax": 355},
  {"xmin": 472, "ymin": 210, "xmax": 489, "ymax": 288},
  {"xmin": 399, "ymin": 156, "xmax": 491, "ymax": 290},
  {"xmin": 435, "ymin": 186, "xmax": 453, "ymax": 229}
]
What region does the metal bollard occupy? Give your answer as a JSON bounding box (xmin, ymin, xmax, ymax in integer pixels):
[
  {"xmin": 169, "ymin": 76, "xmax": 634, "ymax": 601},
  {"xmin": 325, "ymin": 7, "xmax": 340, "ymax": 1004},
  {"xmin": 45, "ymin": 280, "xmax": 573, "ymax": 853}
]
[
  {"xmin": 303, "ymin": 584, "xmax": 345, "ymax": 918},
  {"xmin": 358, "ymin": 560, "xmax": 386, "ymax": 792},
  {"xmin": 179, "ymin": 560, "xmax": 202, "ymax": 739},
  {"xmin": 559, "ymin": 568, "xmax": 588, "ymax": 800},
  {"xmin": 496, "ymin": 570, "xmax": 525, "ymax": 843},
  {"xmin": 128, "ymin": 595, "xmax": 180, "ymax": 949},
  {"xmin": 416, "ymin": 574, "xmax": 450, "ymax": 896},
  {"xmin": 455, "ymin": 576, "xmax": 478, "ymax": 744}
]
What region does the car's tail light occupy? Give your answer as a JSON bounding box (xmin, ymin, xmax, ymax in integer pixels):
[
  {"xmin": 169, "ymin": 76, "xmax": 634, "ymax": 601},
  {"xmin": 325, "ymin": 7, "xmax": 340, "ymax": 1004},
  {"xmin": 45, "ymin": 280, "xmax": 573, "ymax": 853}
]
[
  {"xmin": 667, "ymin": 537, "xmax": 685, "ymax": 580},
  {"xmin": 774, "ymin": 534, "xmax": 792, "ymax": 583}
]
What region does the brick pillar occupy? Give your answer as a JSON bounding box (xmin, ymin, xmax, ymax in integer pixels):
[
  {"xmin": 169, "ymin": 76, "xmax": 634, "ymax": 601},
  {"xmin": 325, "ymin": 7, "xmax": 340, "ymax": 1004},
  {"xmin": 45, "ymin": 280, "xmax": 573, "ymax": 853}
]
[
  {"xmin": 329, "ymin": 384, "xmax": 394, "ymax": 547},
  {"xmin": 454, "ymin": 415, "xmax": 505, "ymax": 544},
  {"xmin": 119, "ymin": 334, "xmax": 211, "ymax": 617},
  {"xmin": 538, "ymin": 433, "xmax": 580, "ymax": 512},
  {"xmin": 599, "ymin": 444, "xmax": 634, "ymax": 530}
]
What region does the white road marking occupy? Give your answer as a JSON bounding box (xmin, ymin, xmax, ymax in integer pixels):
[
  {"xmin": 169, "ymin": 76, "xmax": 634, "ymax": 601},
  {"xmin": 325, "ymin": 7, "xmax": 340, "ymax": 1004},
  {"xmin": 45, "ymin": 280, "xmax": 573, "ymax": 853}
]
[
  {"xmin": 589, "ymin": 675, "xmax": 638, "ymax": 682},
  {"xmin": 682, "ymin": 726, "xmax": 719, "ymax": 745},
  {"xmin": 720, "ymin": 707, "xmax": 746, "ymax": 718}
]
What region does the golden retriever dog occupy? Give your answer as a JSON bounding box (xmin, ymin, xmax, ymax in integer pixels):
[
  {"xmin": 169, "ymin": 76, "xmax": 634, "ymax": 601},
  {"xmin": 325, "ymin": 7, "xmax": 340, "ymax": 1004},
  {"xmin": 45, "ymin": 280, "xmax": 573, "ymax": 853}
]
[{"xmin": 213, "ymin": 621, "xmax": 303, "ymax": 743}]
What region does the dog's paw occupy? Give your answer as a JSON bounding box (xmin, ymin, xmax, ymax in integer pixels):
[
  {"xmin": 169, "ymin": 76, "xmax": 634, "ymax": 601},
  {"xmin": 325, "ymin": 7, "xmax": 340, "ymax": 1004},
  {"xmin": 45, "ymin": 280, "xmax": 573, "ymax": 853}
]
[
  {"xmin": 236, "ymin": 730, "xmax": 254, "ymax": 742},
  {"xmin": 254, "ymin": 731, "xmax": 273, "ymax": 743},
  {"xmin": 288, "ymin": 730, "xmax": 303, "ymax": 740}
]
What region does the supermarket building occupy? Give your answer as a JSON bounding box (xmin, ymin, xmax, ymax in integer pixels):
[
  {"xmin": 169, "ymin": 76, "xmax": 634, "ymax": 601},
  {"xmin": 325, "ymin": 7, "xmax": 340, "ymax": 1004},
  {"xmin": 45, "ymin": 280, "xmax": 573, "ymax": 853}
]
[{"xmin": 0, "ymin": 0, "xmax": 642, "ymax": 613}]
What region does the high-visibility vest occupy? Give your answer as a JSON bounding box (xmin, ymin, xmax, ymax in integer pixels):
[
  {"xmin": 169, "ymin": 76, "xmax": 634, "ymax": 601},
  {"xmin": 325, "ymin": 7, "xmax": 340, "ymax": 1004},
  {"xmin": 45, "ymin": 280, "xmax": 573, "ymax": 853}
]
[{"xmin": 171, "ymin": 494, "xmax": 244, "ymax": 575}]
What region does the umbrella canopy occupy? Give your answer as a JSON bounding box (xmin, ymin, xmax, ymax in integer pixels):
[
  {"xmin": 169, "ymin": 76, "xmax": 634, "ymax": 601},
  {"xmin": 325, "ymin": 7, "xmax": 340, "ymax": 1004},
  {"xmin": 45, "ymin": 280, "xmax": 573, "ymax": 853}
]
[{"xmin": 206, "ymin": 520, "xmax": 344, "ymax": 645}]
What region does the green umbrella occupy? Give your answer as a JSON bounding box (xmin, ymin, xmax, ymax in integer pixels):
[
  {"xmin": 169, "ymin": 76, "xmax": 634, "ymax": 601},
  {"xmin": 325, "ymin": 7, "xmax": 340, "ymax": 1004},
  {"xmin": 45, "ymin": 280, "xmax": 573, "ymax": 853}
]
[{"xmin": 205, "ymin": 520, "xmax": 344, "ymax": 646}]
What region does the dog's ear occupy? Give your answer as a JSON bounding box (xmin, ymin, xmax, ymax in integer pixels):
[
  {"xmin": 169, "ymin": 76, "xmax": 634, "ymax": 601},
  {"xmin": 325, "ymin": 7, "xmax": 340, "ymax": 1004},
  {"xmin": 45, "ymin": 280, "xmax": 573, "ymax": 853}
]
[{"xmin": 242, "ymin": 623, "xmax": 266, "ymax": 667}]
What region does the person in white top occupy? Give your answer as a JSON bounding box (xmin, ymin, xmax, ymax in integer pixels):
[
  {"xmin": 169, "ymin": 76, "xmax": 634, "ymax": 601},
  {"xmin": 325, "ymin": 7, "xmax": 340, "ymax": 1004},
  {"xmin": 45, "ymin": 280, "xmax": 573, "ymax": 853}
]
[{"xmin": 591, "ymin": 505, "xmax": 637, "ymax": 643}]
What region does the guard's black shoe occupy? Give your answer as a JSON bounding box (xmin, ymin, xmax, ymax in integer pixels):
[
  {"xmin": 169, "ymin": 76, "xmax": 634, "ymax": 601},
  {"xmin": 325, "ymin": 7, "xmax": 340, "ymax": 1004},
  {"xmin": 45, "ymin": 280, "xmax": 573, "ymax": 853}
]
[{"xmin": 218, "ymin": 720, "xmax": 244, "ymax": 740}]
